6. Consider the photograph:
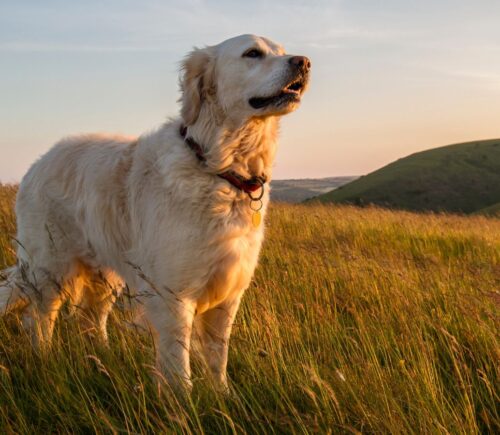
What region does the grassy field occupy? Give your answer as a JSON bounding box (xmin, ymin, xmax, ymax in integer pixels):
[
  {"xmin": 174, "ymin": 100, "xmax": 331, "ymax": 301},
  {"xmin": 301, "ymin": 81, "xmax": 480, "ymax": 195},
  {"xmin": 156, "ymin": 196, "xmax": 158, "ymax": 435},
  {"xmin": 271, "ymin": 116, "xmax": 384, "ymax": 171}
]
[
  {"xmin": 315, "ymin": 139, "xmax": 500, "ymax": 214},
  {"xmin": 0, "ymin": 184, "xmax": 499, "ymax": 433}
]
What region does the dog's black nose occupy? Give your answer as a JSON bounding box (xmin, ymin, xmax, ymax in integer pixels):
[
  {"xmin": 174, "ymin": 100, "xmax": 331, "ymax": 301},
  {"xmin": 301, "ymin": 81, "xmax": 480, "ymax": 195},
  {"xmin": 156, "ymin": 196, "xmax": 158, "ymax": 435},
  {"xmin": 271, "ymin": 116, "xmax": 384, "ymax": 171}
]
[{"xmin": 289, "ymin": 56, "xmax": 311, "ymax": 71}]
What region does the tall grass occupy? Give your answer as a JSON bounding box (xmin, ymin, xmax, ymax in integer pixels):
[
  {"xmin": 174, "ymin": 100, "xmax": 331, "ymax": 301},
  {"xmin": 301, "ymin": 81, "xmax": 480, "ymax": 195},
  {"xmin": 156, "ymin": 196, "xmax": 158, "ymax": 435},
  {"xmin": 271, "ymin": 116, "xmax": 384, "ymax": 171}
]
[{"xmin": 0, "ymin": 184, "xmax": 498, "ymax": 433}]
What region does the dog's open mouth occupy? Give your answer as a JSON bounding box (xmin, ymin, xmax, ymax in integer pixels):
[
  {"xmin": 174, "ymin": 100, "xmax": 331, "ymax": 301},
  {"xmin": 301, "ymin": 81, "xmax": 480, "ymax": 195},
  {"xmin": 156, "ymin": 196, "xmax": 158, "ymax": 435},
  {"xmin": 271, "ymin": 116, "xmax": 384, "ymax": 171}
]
[{"xmin": 249, "ymin": 77, "xmax": 306, "ymax": 109}]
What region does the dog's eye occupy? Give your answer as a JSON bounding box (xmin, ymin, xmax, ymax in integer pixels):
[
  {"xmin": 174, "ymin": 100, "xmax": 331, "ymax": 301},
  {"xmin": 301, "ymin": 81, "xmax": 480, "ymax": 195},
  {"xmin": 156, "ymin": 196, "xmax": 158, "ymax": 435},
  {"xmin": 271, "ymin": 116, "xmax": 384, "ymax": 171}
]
[{"xmin": 243, "ymin": 48, "xmax": 264, "ymax": 59}]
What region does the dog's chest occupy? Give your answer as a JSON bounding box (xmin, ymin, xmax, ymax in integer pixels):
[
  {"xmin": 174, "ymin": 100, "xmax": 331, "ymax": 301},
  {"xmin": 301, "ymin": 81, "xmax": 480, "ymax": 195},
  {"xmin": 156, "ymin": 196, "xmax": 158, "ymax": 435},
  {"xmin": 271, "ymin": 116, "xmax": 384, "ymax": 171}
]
[{"xmin": 194, "ymin": 221, "xmax": 263, "ymax": 314}]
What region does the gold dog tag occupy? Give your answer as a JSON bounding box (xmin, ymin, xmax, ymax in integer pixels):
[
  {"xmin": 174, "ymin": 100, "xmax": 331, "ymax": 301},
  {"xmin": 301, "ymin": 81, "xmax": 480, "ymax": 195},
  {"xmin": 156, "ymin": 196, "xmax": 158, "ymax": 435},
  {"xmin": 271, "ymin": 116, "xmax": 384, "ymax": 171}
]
[{"xmin": 252, "ymin": 210, "xmax": 261, "ymax": 227}]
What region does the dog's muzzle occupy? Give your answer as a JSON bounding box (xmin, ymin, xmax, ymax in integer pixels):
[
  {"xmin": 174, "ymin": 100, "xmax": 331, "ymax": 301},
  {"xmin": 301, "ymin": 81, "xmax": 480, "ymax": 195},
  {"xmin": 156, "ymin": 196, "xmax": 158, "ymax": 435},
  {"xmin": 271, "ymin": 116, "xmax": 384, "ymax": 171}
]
[{"xmin": 249, "ymin": 56, "xmax": 311, "ymax": 109}]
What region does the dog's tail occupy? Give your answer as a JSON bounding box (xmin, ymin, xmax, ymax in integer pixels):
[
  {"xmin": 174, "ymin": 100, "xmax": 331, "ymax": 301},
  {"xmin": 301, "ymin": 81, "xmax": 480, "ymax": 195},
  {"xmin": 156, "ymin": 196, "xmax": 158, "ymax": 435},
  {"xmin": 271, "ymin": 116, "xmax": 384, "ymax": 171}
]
[{"xmin": 0, "ymin": 266, "xmax": 29, "ymax": 314}]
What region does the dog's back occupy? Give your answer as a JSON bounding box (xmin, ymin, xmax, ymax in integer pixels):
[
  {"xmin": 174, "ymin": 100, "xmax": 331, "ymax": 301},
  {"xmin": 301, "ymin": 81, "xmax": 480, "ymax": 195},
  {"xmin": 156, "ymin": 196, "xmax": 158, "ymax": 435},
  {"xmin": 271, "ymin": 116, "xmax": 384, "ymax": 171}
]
[{"xmin": 19, "ymin": 135, "xmax": 136, "ymax": 267}]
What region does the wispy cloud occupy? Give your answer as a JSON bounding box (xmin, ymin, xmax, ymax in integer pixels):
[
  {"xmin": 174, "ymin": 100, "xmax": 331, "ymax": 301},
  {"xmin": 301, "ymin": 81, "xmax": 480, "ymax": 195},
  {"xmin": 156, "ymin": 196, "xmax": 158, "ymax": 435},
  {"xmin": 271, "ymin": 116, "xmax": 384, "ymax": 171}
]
[
  {"xmin": 0, "ymin": 42, "xmax": 175, "ymax": 53},
  {"xmin": 441, "ymin": 70, "xmax": 500, "ymax": 92},
  {"xmin": 0, "ymin": 0, "xmax": 418, "ymax": 54}
]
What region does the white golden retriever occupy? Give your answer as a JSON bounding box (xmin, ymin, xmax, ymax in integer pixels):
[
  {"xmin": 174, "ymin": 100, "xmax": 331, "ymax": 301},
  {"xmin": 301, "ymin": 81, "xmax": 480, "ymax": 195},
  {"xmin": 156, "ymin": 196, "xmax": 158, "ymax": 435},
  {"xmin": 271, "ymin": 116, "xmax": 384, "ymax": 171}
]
[{"xmin": 0, "ymin": 34, "xmax": 310, "ymax": 391}]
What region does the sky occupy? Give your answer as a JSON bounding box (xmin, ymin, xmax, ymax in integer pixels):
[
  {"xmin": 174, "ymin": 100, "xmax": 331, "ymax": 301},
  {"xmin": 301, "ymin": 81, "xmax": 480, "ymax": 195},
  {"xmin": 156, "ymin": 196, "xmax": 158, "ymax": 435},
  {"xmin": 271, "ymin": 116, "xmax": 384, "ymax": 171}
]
[{"xmin": 1, "ymin": 0, "xmax": 499, "ymax": 181}]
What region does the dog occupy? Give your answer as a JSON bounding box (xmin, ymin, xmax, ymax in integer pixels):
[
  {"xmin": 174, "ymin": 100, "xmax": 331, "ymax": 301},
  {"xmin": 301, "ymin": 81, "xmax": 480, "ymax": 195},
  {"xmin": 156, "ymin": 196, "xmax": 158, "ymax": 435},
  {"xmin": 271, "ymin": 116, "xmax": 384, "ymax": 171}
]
[{"xmin": 0, "ymin": 34, "xmax": 310, "ymax": 391}]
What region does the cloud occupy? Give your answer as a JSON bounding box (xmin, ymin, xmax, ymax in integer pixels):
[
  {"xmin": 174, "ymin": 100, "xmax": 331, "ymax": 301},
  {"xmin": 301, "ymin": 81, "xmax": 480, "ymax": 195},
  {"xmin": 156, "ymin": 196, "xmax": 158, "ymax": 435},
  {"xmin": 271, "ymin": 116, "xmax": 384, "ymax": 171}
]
[
  {"xmin": 0, "ymin": 42, "xmax": 174, "ymax": 53},
  {"xmin": 444, "ymin": 70, "xmax": 500, "ymax": 92},
  {"xmin": 0, "ymin": 0, "xmax": 413, "ymax": 54}
]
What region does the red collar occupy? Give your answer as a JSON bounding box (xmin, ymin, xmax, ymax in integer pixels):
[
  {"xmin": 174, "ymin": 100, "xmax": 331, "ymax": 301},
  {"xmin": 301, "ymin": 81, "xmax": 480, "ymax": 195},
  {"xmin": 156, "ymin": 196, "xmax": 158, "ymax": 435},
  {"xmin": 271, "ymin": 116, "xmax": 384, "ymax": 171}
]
[{"xmin": 180, "ymin": 125, "xmax": 266, "ymax": 198}]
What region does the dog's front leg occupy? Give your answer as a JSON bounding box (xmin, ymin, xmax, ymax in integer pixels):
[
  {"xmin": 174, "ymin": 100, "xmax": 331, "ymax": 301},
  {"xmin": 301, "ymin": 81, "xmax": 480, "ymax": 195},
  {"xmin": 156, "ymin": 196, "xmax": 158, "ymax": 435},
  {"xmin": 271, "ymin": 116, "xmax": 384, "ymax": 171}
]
[
  {"xmin": 144, "ymin": 292, "xmax": 196, "ymax": 392},
  {"xmin": 194, "ymin": 294, "xmax": 243, "ymax": 392}
]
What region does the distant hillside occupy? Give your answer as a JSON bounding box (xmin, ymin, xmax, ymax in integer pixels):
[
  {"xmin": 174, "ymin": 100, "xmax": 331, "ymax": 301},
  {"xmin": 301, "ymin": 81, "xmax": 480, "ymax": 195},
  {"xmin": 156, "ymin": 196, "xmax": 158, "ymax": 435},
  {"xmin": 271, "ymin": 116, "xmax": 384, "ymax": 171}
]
[
  {"xmin": 314, "ymin": 139, "xmax": 500, "ymax": 214},
  {"xmin": 271, "ymin": 176, "xmax": 357, "ymax": 203},
  {"xmin": 475, "ymin": 202, "xmax": 500, "ymax": 217}
]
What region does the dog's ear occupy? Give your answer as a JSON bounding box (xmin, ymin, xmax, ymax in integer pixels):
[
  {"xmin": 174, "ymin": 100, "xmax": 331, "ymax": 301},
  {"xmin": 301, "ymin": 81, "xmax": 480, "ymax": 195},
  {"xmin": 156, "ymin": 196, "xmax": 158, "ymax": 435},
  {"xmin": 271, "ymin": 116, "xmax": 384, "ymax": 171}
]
[{"xmin": 180, "ymin": 47, "xmax": 216, "ymax": 126}]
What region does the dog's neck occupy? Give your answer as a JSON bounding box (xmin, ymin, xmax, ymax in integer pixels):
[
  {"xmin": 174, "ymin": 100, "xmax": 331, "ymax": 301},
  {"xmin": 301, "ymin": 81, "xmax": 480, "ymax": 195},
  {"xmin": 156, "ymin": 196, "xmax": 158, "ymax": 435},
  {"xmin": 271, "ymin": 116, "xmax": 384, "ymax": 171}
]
[{"xmin": 184, "ymin": 112, "xmax": 280, "ymax": 181}]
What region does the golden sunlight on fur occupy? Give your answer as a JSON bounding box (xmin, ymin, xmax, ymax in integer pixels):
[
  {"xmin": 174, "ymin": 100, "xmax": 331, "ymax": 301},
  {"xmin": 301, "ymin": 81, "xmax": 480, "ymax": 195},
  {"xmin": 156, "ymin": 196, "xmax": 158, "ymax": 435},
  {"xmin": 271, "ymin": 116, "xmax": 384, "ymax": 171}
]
[{"xmin": 0, "ymin": 34, "xmax": 310, "ymax": 392}]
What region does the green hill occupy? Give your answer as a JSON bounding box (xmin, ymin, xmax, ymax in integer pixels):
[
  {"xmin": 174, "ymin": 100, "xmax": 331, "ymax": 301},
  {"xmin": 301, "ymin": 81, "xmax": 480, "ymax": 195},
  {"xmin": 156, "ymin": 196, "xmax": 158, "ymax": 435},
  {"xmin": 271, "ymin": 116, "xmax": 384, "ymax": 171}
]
[
  {"xmin": 315, "ymin": 139, "xmax": 500, "ymax": 214},
  {"xmin": 476, "ymin": 202, "xmax": 500, "ymax": 217}
]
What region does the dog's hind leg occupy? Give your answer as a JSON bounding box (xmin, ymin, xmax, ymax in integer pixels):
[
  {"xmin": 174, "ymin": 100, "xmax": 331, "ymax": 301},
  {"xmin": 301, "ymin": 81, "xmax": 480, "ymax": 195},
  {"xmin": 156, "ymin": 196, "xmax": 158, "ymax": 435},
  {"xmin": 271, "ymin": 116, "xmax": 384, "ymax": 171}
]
[
  {"xmin": 78, "ymin": 268, "xmax": 121, "ymax": 342},
  {"xmin": 21, "ymin": 267, "xmax": 70, "ymax": 348},
  {"xmin": 30, "ymin": 291, "xmax": 64, "ymax": 348},
  {"xmin": 1, "ymin": 265, "xmax": 65, "ymax": 348},
  {"xmin": 9, "ymin": 258, "xmax": 80, "ymax": 348}
]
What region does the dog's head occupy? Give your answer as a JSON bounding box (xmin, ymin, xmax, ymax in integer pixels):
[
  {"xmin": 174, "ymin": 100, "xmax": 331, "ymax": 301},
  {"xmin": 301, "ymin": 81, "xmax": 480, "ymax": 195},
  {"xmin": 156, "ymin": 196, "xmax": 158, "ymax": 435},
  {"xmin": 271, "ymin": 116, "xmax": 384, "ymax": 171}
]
[{"xmin": 180, "ymin": 34, "xmax": 310, "ymax": 126}]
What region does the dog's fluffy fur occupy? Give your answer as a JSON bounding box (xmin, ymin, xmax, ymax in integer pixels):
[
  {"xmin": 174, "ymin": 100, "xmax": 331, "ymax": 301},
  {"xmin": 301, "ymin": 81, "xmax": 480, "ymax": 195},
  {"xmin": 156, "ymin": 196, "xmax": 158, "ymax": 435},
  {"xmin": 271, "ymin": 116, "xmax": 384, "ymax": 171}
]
[{"xmin": 0, "ymin": 34, "xmax": 310, "ymax": 390}]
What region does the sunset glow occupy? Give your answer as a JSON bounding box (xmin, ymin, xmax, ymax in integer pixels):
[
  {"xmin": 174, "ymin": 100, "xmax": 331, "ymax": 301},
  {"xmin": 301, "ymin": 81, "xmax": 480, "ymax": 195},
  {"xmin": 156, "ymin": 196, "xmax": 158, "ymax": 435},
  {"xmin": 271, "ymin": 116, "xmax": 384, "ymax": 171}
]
[{"xmin": 1, "ymin": 0, "xmax": 499, "ymax": 180}]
